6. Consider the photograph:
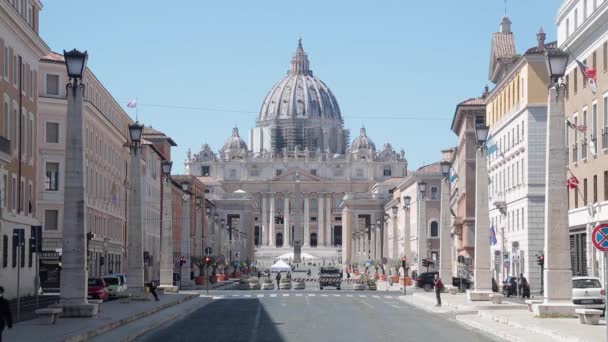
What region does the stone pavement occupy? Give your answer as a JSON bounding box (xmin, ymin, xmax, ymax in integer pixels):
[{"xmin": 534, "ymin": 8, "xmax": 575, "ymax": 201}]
[
  {"xmin": 4, "ymin": 293, "xmax": 199, "ymax": 342},
  {"xmin": 401, "ymin": 291, "xmax": 604, "ymax": 342}
]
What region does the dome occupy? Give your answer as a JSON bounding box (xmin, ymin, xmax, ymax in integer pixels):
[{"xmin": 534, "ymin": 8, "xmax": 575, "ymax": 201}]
[
  {"xmin": 258, "ymin": 38, "xmax": 341, "ymax": 122},
  {"xmin": 351, "ymin": 127, "xmax": 376, "ymax": 151},
  {"xmin": 223, "ymin": 127, "xmax": 248, "ymax": 152}
]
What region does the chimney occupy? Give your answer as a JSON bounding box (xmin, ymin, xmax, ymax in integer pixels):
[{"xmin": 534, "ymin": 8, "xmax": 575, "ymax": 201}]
[
  {"xmin": 537, "ymin": 26, "xmax": 546, "ymax": 51},
  {"xmin": 500, "ymin": 16, "xmax": 512, "ymax": 34}
]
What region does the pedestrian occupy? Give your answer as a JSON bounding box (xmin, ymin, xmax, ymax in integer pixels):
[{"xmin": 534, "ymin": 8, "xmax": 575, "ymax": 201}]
[
  {"xmin": 287, "ymin": 272, "xmax": 291, "ymax": 280},
  {"xmin": 276, "ymin": 272, "xmax": 281, "ymax": 289},
  {"xmin": 0, "ymin": 286, "xmax": 13, "ymax": 342},
  {"xmin": 149, "ymin": 281, "xmax": 160, "ymax": 301},
  {"xmin": 257, "ymin": 271, "xmax": 261, "ymax": 279},
  {"xmin": 433, "ymin": 274, "xmax": 444, "ymax": 307},
  {"xmin": 519, "ymin": 274, "xmax": 529, "ymax": 299},
  {"xmin": 346, "ymin": 272, "xmax": 350, "ymax": 279}
]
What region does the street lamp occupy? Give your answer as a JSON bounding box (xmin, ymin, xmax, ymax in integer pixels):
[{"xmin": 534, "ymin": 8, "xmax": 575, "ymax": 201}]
[
  {"xmin": 63, "ymin": 49, "xmax": 88, "ymax": 88},
  {"xmin": 128, "ymin": 122, "xmax": 144, "ymax": 151},
  {"xmin": 181, "ymin": 181, "xmax": 190, "ymax": 193},
  {"xmin": 418, "ymin": 182, "xmax": 427, "ymax": 196},
  {"xmin": 440, "ymin": 160, "xmax": 451, "ymax": 179},
  {"xmin": 161, "ymin": 161, "xmax": 172, "ymax": 180},
  {"xmin": 403, "ymin": 196, "xmax": 411, "ymax": 210},
  {"xmin": 439, "ymin": 160, "xmax": 453, "ymax": 287},
  {"xmin": 545, "ymin": 48, "xmax": 569, "ymax": 84},
  {"xmin": 160, "ymin": 159, "xmax": 174, "ymax": 287},
  {"xmin": 195, "ymin": 196, "xmax": 202, "ymax": 209},
  {"xmin": 474, "ymin": 124, "xmax": 489, "ymax": 147}
]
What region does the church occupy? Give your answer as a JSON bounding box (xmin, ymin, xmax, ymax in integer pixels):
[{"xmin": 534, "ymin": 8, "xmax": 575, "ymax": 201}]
[{"xmin": 185, "ymin": 39, "xmax": 408, "ymax": 265}]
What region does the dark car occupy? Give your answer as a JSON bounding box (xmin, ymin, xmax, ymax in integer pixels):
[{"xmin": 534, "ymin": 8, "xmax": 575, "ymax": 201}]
[
  {"xmin": 415, "ymin": 272, "xmax": 438, "ymax": 291},
  {"xmin": 452, "ymin": 277, "xmax": 473, "ymax": 290},
  {"xmin": 503, "ymin": 276, "xmax": 518, "ymax": 297},
  {"xmin": 88, "ymin": 278, "xmax": 109, "ymax": 301}
]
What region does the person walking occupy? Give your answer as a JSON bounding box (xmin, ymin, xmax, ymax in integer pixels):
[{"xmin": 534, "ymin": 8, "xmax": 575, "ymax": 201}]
[
  {"xmin": 149, "ymin": 281, "xmax": 160, "ymax": 301},
  {"xmin": 0, "ymin": 286, "xmax": 13, "ymax": 342},
  {"xmin": 433, "ymin": 274, "xmax": 444, "ymax": 307},
  {"xmin": 519, "ymin": 274, "xmax": 530, "ymax": 299},
  {"xmin": 276, "ymin": 272, "xmax": 281, "ymax": 290}
]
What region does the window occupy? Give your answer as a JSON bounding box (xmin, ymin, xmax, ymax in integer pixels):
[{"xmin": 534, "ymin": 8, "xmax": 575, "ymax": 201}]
[
  {"xmin": 593, "ymin": 51, "xmax": 597, "ymax": 70},
  {"xmin": 13, "ymin": 55, "xmax": 17, "ymax": 85},
  {"xmin": 311, "ymin": 198, "xmax": 317, "ymax": 209},
  {"xmin": 430, "ymin": 221, "xmax": 439, "ymax": 237},
  {"xmin": 28, "ymin": 117, "xmax": 32, "ymax": 157},
  {"xmin": 45, "ymin": 162, "xmax": 59, "ymax": 190},
  {"xmin": 584, "ymin": 0, "xmax": 588, "ymax": 19},
  {"xmin": 594, "ymin": 175, "xmax": 598, "ymax": 203},
  {"xmin": 2, "ymin": 102, "xmax": 7, "ymax": 139},
  {"xmin": 228, "ymin": 169, "xmax": 237, "ymax": 179},
  {"xmin": 356, "ymin": 169, "xmax": 364, "ymax": 177},
  {"xmin": 592, "ymin": 102, "xmax": 598, "ymax": 143},
  {"xmin": 383, "ymin": 166, "xmax": 391, "ymax": 177},
  {"xmin": 584, "ymin": 178, "xmax": 588, "ymax": 205},
  {"xmin": 2, "ymin": 235, "xmax": 7, "ymax": 267},
  {"xmin": 46, "ymin": 74, "xmax": 59, "ymax": 95},
  {"xmin": 574, "ymin": 69, "xmax": 578, "ymax": 93},
  {"xmin": 430, "ymin": 186, "xmax": 439, "ymax": 200},
  {"xmin": 310, "ymin": 169, "xmax": 316, "ymax": 176},
  {"xmin": 201, "ymin": 165, "xmax": 210, "ymax": 176},
  {"xmin": 333, "ymin": 166, "xmax": 343, "ymax": 177},
  {"xmin": 28, "ymin": 183, "xmax": 32, "ymax": 214},
  {"xmin": 567, "ymin": 18, "xmax": 571, "ymax": 38},
  {"xmin": 575, "ymin": 9, "xmax": 579, "ymax": 29},
  {"xmin": 249, "ymin": 166, "xmax": 260, "ymax": 177},
  {"xmin": 275, "ymin": 169, "xmax": 282, "ymax": 176},
  {"xmin": 44, "ymin": 210, "xmax": 58, "ymax": 230},
  {"xmin": 11, "ymin": 177, "xmax": 15, "ymax": 211},
  {"xmin": 12, "ymin": 109, "xmax": 17, "ymax": 153},
  {"xmin": 43, "ymin": 122, "xmax": 59, "ymax": 144},
  {"xmin": 311, "ymin": 216, "xmax": 317, "ymax": 222},
  {"xmin": 3, "ymin": 47, "xmax": 7, "ymax": 78},
  {"xmin": 20, "ymin": 179, "xmax": 23, "ymax": 213}
]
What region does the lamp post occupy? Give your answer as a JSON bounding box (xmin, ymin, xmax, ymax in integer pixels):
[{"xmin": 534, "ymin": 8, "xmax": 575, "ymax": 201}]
[
  {"xmin": 58, "ymin": 49, "xmax": 97, "ymax": 316},
  {"xmin": 467, "ymin": 121, "xmax": 493, "ymax": 301},
  {"xmin": 439, "ymin": 160, "xmax": 454, "ymax": 288},
  {"xmin": 180, "ymin": 181, "xmax": 192, "ymax": 288},
  {"xmin": 159, "ymin": 161, "xmax": 174, "ymax": 288},
  {"xmin": 533, "ymin": 48, "xmax": 574, "ymax": 315},
  {"xmin": 417, "ymin": 182, "xmax": 427, "ymax": 273},
  {"xmin": 402, "ymin": 196, "xmax": 411, "ymax": 275},
  {"xmin": 194, "ymin": 195, "xmax": 203, "ymax": 274},
  {"xmin": 391, "ymin": 206, "xmax": 398, "ymax": 261},
  {"xmin": 126, "ymin": 121, "xmax": 146, "ymax": 298}
]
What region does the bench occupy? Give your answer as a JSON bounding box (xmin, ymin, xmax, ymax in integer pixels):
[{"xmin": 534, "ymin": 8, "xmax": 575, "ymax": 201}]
[
  {"xmin": 88, "ymin": 299, "xmax": 103, "ymax": 312},
  {"xmin": 489, "ymin": 293, "xmax": 504, "ymax": 304},
  {"xmin": 35, "ymin": 308, "xmax": 62, "ymax": 324},
  {"xmin": 525, "ymin": 299, "xmax": 543, "ymax": 312},
  {"xmin": 575, "ymin": 308, "xmax": 603, "ymax": 325}
]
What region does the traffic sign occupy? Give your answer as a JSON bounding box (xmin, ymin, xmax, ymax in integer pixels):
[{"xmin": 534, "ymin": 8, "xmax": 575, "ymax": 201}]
[{"xmin": 592, "ymin": 223, "xmax": 608, "ymax": 252}]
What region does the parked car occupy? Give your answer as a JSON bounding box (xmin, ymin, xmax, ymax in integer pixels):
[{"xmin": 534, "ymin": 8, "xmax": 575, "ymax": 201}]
[
  {"xmin": 452, "ymin": 277, "xmax": 473, "ymax": 290},
  {"xmin": 103, "ymin": 273, "xmax": 128, "ymax": 298},
  {"xmin": 415, "ymin": 272, "xmax": 438, "ymax": 291},
  {"xmin": 87, "ymin": 278, "xmax": 109, "ymax": 301},
  {"xmin": 572, "ymin": 276, "xmax": 605, "ymax": 310},
  {"xmin": 502, "ymin": 276, "xmax": 518, "ymax": 297}
]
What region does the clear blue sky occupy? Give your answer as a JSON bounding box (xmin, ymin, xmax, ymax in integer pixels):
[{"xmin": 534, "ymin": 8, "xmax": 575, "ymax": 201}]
[{"xmin": 40, "ymin": 1, "xmax": 561, "ymax": 173}]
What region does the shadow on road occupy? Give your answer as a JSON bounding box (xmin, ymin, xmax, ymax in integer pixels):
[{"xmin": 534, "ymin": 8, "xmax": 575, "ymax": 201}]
[{"xmin": 141, "ymin": 298, "xmax": 284, "ymax": 342}]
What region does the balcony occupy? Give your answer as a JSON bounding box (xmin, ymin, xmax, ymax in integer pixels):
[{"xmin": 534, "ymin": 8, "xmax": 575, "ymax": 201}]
[{"xmin": 0, "ymin": 136, "xmax": 10, "ymax": 155}]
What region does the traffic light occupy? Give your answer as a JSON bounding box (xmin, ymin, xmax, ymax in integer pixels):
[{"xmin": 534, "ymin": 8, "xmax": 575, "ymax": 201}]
[
  {"xmin": 205, "ymin": 256, "xmax": 211, "ymax": 266},
  {"xmin": 401, "ymin": 256, "xmax": 406, "ymax": 269},
  {"xmin": 179, "ymin": 256, "xmax": 186, "ymax": 266},
  {"xmin": 537, "ymin": 254, "xmax": 544, "ymax": 267},
  {"xmin": 422, "ymin": 259, "xmax": 429, "ymax": 268}
]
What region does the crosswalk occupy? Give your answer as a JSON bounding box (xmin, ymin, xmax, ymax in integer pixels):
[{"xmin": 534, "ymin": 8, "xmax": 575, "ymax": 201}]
[{"xmin": 210, "ymin": 293, "xmax": 397, "ymax": 300}]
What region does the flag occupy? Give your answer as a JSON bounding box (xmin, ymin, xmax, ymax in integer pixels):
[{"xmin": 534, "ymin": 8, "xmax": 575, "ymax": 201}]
[
  {"xmin": 449, "ymin": 168, "xmax": 459, "ymax": 182},
  {"xmin": 567, "ymin": 175, "xmax": 579, "ymax": 189},
  {"xmin": 575, "ymin": 59, "xmax": 597, "ymax": 94},
  {"xmin": 566, "ymin": 119, "xmax": 587, "ymax": 133},
  {"xmin": 126, "ymin": 99, "xmax": 137, "ymax": 108},
  {"xmin": 486, "ymin": 133, "xmax": 497, "ymax": 155},
  {"xmin": 489, "ymin": 225, "xmax": 497, "ymax": 246}
]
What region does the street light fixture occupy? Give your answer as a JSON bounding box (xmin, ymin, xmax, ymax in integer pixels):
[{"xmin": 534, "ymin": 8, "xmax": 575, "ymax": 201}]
[
  {"xmin": 418, "ymin": 182, "xmax": 427, "ymax": 196},
  {"xmin": 440, "ymin": 160, "xmax": 451, "ymax": 179},
  {"xmin": 392, "ymin": 206, "xmax": 398, "ymax": 217},
  {"xmin": 545, "ymin": 48, "xmax": 569, "ymax": 84},
  {"xmin": 128, "ymin": 122, "xmax": 144, "ymax": 153},
  {"xmin": 63, "ymin": 49, "xmax": 88, "ymax": 84},
  {"xmin": 161, "ymin": 161, "xmax": 172, "ymax": 180},
  {"xmin": 403, "ymin": 196, "xmax": 411, "ymax": 210},
  {"xmin": 181, "ymin": 181, "xmax": 190, "ymax": 193},
  {"xmin": 474, "ymin": 124, "xmax": 489, "ymax": 147},
  {"xmin": 195, "ymin": 196, "xmax": 202, "ymax": 208}
]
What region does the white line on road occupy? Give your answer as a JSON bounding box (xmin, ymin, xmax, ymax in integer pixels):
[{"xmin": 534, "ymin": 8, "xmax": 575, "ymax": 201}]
[
  {"xmin": 282, "ymin": 294, "xmax": 290, "ymax": 297},
  {"xmin": 232, "ymin": 294, "xmax": 239, "ymax": 297},
  {"xmin": 372, "ymin": 295, "xmax": 380, "ymax": 298},
  {"xmin": 270, "ymin": 294, "xmax": 277, "ymax": 297},
  {"xmin": 321, "ymin": 294, "xmax": 328, "ymax": 297},
  {"xmin": 358, "ymin": 295, "xmax": 366, "ymax": 298},
  {"xmin": 257, "ymin": 294, "xmax": 264, "ymax": 298},
  {"xmin": 308, "ymin": 294, "xmax": 316, "ymax": 297},
  {"xmin": 360, "ymin": 300, "xmax": 374, "ymax": 308},
  {"xmin": 244, "ymin": 295, "xmax": 252, "ymax": 298},
  {"xmin": 346, "ymin": 294, "xmax": 353, "ymax": 297},
  {"xmin": 248, "ymin": 302, "xmax": 262, "ymax": 342},
  {"xmin": 296, "ymin": 294, "xmax": 303, "ymax": 297}
]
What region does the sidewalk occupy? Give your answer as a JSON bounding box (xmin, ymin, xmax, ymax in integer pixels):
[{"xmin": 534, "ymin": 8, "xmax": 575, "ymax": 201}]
[
  {"xmin": 401, "ymin": 291, "xmax": 604, "ymax": 342},
  {"xmin": 4, "ymin": 293, "xmax": 199, "ymax": 342}
]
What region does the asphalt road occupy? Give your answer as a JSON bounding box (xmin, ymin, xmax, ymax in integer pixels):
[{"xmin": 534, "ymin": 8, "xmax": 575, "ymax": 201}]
[{"xmin": 138, "ymin": 290, "xmax": 495, "ymax": 342}]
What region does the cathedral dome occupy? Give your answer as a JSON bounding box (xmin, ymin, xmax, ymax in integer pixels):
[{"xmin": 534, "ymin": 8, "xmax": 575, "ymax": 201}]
[
  {"xmin": 258, "ymin": 39, "xmax": 342, "ymax": 122},
  {"xmin": 223, "ymin": 127, "xmax": 248, "ymax": 152},
  {"xmin": 351, "ymin": 127, "xmax": 376, "ymax": 151}
]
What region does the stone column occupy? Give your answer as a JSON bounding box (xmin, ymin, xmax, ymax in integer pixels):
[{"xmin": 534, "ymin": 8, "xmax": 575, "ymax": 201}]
[
  {"xmin": 261, "ymin": 194, "xmax": 268, "ymax": 246},
  {"xmin": 393, "ymin": 214, "xmax": 399, "ymax": 260},
  {"xmin": 180, "ymin": 195, "xmax": 192, "ymax": 287},
  {"xmin": 533, "ymin": 84, "xmax": 574, "ymax": 315},
  {"xmin": 269, "ymin": 195, "xmax": 275, "ymax": 247},
  {"xmin": 159, "ymin": 177, "xmax": 174, "ymax": 288},
  {"xmin": 284, "ymin": 195, "xmax": 290, "ymax": 246},
  {"xmin": 304, "ymin": 194, "xmax": 310, "ymax": 247},
  {"xmin": 467, "ymin": 147, "xmax": 492, "ymax": 301},
  {"xmin": 59, "ymin": 81, "xmax": 96, "ymax": 316},
  {"xmin": 127, "ymin": 148, "xmax": 146, "ymax": 297},
  {"xmin": 194, "ymin": 206, "xmax": 202, "ymax": 260},
  {"xmin": 439, "ymin": 178, "xmax": 453, "ymax": 287},
  {"xmin": 342, "ymin": 208, "xmax": 352, "ymax": 265},
  {"xmin": 417, "ymin": 189, "xmax": 427, "ymax": 273},
  {"xmin": 404, "ymin": 208, "xmax": 411, "ymax": 269},
  {"xmin": 326, "ymin": 194, "xmax": 332, "ymax": 246},
  {"xmin": 318, "ymin": 194, "xmax": 325, "ymax": 246}
]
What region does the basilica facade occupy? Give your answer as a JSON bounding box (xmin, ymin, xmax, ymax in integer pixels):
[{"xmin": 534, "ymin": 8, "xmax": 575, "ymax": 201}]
[{"xmin": 185, "ymin": 40, "xmax": 407, "ymax": 264}]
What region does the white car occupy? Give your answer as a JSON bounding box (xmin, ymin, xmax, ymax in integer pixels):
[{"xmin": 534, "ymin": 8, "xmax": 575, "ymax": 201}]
[
  {"xmin": 103, "ymin": 274, "xmax": 128, "ymax": 298},
  {"xmin": 572, "ymin": 276, "xmax": 605, "ymax": 310}
]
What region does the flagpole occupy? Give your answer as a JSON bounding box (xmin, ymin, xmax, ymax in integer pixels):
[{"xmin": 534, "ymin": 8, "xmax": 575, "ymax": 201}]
[{"xmin": 136, "ymin": 96, "xmax": 139, "ymax": 122}]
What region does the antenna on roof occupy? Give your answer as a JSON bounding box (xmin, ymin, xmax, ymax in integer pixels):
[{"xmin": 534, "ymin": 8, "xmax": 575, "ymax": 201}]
[{"xmin": 504, "ymin": 0, "xmax": 508, "ymax": 16}]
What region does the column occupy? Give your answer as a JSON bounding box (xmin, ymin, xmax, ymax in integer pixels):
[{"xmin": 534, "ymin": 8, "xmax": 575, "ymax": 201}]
[
  {"xmin": 326, "ymin": 194, "xmax": 332, "ymax": 246},
  {"xmin": 59, "ymin": 81, "xmax": 96, "ymax": 316},
  {"xmin": 261, "ymin": 194, "xmax": 268, "ymax": 246},
  {"xmin": 318, "ymin": 194, "xmax": 325, "ymax": 246},
  {"xmin": 159, "ymin": 177, "xmax": 174, "ymax": 288},
  {"xmin": 304, "ymin": 194, "xmax": 310, "ymax": 247},
  {"xmin": 404, "ymin": 209, "xmax": 411, "ymax": 269},
  {"xmin": 284, "ymin": 195, "xmax": 290, "ymax": 246},
  {"xmin": 180, "ymin": 196, "xmax": 193, "ymax": 287},
  {"xmin": 269, "ymin": 195, "xmax": 275, "ymax": 247},
  {"xmin": 393, "ymin": 214, "xmax": 399, "ymax": 260},
  {"xmin": 467, "ymin": 147, "xmax": 492, "ymax": 301},
  {"xmin": 417, "ymin": 189, "xmax": 427, "ymax": 273},
  {"xmin": 127, "ymin": 149, "xmax": 146, "ymax": 296},
  {"xmin": 342, "ymin": 208, "xmax": 352, "ymax": 265},
  {"xmin": 439, "ymin": 178, "xmax": 453, "ymax": 287},
  {"xmin": 194, "ymin": 206, "xmax": 202, "ymax": 260}
]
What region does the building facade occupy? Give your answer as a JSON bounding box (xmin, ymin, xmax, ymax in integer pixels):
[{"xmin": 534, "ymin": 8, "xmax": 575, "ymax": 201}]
[
  {"xmin": 557, "ymin": 0, "xmax": 608, "ymax": 279},
  {"xmin": 485, "ymin": 18, "xmax": 551, "ymax": 290},
  {"xmin": 185, "ymin": 40, "xmax": 407, "ymax": 266},
  {"xmin": 0, "ymin": 0, "xmax": 48, "ymax": 299}
]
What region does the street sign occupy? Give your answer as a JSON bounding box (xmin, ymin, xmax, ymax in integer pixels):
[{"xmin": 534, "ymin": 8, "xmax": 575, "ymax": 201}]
[{"xmin": 592, "ymin": 223, "xmax": 608, "ymax": 252}]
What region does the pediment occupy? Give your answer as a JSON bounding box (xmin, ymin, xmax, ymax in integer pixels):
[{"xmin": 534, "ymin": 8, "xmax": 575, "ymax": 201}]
[{"xmin": 271, "ymin": 168, "xmax": 325, "ymax": 182}]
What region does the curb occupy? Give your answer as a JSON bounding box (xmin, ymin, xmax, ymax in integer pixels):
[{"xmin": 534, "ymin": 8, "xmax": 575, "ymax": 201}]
[
  {"xmin": 64, "ymin": 294, "xmax": 198, "ymax": 342},
  {"xmin": 478, "ymin": 311, "xmax": 584, "ymax": 342},
  {"xmin": 455, "ymin": 315, "xmax": 519, "ymax": 342}
]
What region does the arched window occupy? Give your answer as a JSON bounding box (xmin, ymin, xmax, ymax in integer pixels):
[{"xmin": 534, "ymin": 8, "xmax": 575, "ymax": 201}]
[
  {"xmin": 310, "ymin": 233, "xmax": 318, "ymax": 247},
  {"xmin": 430, "ymin": 221, "xmax": 439, "ymax": 237},
  {"xmin": 276, "ymin": 233, "xmax": 283, "ymax": 247}
]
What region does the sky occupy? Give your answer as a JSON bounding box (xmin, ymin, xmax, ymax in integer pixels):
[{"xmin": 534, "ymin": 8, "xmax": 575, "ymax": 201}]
[{"xmin": 40, "ymin": 0, "xmax": 562, "ymax": 173}]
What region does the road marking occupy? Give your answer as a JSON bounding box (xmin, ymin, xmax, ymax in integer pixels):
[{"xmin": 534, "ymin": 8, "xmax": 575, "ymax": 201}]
[
  {"xmin": 282, "ymin": 294, "xmax": 290, "ymax": 297},
  {"xmin": 244, "ymin": 295, "xmax": 252, "ymax": 298},
  {"xmin": 257, "ymin": 294, "xmax": 264, "ymax": 298},
  {"xmin": 359, "ymin": 295, "xmax": 366, "ymax": 298},
  {"xmin": 346, "ymin": 294, "xmax": 353, "ymax": 297},
  {"xmin": 296, "ymin": 294, "xmax": 303, "ymax": 297},
  {"xmin": 384, "ymin": 295, "xmax": 391, "ymax": 298},
  {"xmin": 333, "ymin": 294, "xmax": 340, "ymax": 297},
  {"xmin": 232, "ymin": 294, "xmax": 239, "ymax": 297},
  {"xmin": 372, "ymin": 295, "xmax": 380, "ymax": 298},
  {"xmin": 248, "ymin": 303, "xmax": 262, "ymax": 342},
  {"xmin": 360, "ymin": 300, "xmax": 374, "ymax": 308},
  {"xmin": 270, "ymin": 294, "xmax": 277, "ymax": 297},
  {"xmin": 321, "ymin": 294, "xmax": 328, "ymax": 297},
  {"xmin": 308, "ymin": 294, "xmax": 316, "ymax": 297}
]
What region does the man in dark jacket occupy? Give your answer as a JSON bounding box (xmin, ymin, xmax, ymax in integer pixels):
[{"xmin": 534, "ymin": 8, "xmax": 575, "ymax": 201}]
[
  {"xmin": 276, "ymin": 272, "xmax": 281, "ymax": 290},
  {"xmin": 0, "ymin": 286, "xmax": 13, "ymax": 342}
]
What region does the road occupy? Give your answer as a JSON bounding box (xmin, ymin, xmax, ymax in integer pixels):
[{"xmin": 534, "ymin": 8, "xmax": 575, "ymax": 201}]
[{"xmin": 137, "ymin": 290, "xmax": 495, "ymax": 342}]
